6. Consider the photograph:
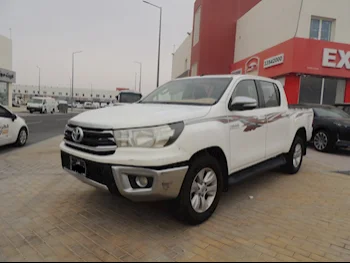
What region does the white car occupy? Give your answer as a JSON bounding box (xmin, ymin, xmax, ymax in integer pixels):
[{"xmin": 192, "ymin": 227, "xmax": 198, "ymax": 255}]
[
  {"xmin": 60, "ymin": 75, "xmax": 313, "ymax": 224},
  {"xmin": 27, "ymin": 97, "xmax": 57, "ymax": 114},
  {"xmin": 0, "ymin": 105, "xmax": 29, "ymax": 147}
]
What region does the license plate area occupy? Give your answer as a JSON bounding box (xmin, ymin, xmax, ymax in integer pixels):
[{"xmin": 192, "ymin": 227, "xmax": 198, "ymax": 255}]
[{"xmin": 70, "ymin": 156, "xmax": 86, "ymax": 176}]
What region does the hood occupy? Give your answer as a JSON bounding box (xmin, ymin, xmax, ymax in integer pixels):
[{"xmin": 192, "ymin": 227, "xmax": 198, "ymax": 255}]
[{"xmin": 69, "ymin": 103, "xmax": 212, "ymax": 129}]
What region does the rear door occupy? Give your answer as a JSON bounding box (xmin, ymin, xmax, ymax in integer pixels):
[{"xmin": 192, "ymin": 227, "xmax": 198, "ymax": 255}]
[{"xmin": 257, "ymin": 81, "xmax": 290, "ymax": 158}]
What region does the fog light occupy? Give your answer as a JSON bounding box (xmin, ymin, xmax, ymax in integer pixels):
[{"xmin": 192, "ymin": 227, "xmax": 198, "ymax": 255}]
[{"xmin": 135, "ymin": 176, "xmax": 148, "ymax": 188}]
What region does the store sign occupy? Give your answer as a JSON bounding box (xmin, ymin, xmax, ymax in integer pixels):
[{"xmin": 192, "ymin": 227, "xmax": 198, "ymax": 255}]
[
  {"xmin": 231, "ymin": 68, "xmax": 242, "ymax": 75},
  {"xmin": 264, "ymin": 54, "xmax": 285, "ymax": 69},
  {"xmin": 245, "ymin": 57, "xmax": 260, "ymax": 75},
  {"xmin": 0, "ymin": 68, "xmax": 16, "ymax": 83},
  {"xmin": 322, "ymin": 48, "xmax": 350, "ymax": 69}
]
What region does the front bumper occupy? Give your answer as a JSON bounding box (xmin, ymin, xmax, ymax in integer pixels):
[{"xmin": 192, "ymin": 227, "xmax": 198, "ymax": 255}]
[{"xmin": 61, "ymin": 151, "xmax": 188, "ymax": 202}]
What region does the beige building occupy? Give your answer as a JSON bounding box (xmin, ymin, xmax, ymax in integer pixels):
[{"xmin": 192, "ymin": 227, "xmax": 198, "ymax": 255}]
[
  {"xmin": 0, "ymin": 34, "xmax": 15, "ymax": 107},
  {"xmin": 171, "ymin": 33, "xmax": 192, "ymax": 79}
]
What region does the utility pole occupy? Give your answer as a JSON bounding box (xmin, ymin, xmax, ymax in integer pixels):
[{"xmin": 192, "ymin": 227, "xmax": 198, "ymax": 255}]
[
  {"xmin": 72, "ymin": 51, "xmax": 82, "ymax": 111},
  {"xmin": 134, "ymin": 61, "xmax": 142, "ymax": 93},
  {"xmin": 143, "ymin": 1, "xmax": 162, "ymax": 87},
  {"xmin": 36, "ymin": 66, "xmax": 41, "ymax": 95}
]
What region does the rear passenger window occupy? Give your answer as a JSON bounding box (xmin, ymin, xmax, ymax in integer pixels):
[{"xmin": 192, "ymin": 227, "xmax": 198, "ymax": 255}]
[
  {"xmin": 231, "ymin": 80, "xmax": 259, "ymax": 105},
  {"xmin": 259, "ymin": 81, "xmax": 280, "ymax": 107}
]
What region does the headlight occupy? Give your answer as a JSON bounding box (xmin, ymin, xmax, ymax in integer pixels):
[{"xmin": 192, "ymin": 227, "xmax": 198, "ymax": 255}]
[
  {"xmin": 114, "ymin": 122, "xmax": 184, "ymax": 148},
  {"xmin": 334, "ymin": 122, "xmax": 344, "ymax": 127}
]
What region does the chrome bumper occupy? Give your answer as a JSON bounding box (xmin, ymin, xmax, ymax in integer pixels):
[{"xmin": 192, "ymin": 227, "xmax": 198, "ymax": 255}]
[{"xmin": 65, "ymin": 165, "xmax": 188, "ymax": 202}]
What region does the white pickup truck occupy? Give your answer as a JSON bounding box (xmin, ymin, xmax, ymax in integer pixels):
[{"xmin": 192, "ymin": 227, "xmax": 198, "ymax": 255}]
[{"xmin": 60, "ymin": 75, "xmax": 313, "ymax": 224}]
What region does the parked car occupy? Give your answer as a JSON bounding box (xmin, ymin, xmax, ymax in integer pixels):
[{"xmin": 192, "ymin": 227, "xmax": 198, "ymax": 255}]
[
  {"xmin": 0, "ymin": 104, "xmax": 29, "ymax": 147},
  {"xmin": 27, "ymin": 97, "xmax": 57, "ymax": 114},
  {"xmin": 83, "ymin": 102, "xmax": 94, "ymax": 109},
  {"xmin": 291, "ymin": 104, "xmax": 350, "ymax": 152},
  {"xmin": 334, "ymin": 103, "xmax": 350, "ymax": 115},
  {"xmin": 116, "ymin": 91, "xmax": 142, "ymax": 104},
  {"xmin": 60, "ymin": 75, "xmax": 313, "ymax": 224},
  {"xmin": 12, "ymin": 98, "xmax": 21, "ymax": 108}
]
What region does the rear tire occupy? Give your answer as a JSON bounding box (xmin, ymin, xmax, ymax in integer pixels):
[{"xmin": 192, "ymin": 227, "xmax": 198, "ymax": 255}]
[
  {"xmin": 16, "ymin": 128, "xmax": 28, "ymax": 147},
  {"xmin": 173, "ymin": 154, "xmax": 223, "ymax": 225},
  {"xmin": 283, "ymin": 136, "xmax": 304, "ymax": 174}
]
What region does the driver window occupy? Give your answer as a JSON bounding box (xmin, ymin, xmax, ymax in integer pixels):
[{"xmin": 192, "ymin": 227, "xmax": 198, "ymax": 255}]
[
  {"xmin": 0, "ymin": 106, "xmax": 10, "ymax": 118},
  {"xmin": 231, "ymin": 80, "xmax": 259, "ymax": 105}
]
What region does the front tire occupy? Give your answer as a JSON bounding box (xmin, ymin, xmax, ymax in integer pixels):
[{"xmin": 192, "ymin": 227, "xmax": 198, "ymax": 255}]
[
  {"xmin": 16, "ymin": 128, "xmax": 28, "ymax": 147},
  {"xmin": 174, "ymin": 154, "xmax": 223, "ymax": 225},
  {"xmin": 313, "ymin": 130, "xmax": 332, "ymax": 152},
  {"xmin": 283, "ymin": 136, "xmax": 304, "ymax": 174}
]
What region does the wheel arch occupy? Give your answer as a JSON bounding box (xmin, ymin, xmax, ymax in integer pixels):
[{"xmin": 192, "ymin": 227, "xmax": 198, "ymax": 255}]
[
  {"xmin": 295, "ymin": 127, "xmax": 307, "ymax": 155},
  {"xmin": 189, "ymin": 146, "xmax": 229, "ymax": 192}
]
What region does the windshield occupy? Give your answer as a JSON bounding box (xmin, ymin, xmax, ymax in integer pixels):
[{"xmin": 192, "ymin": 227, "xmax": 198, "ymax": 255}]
[
  {"xmin": 120, "ymin": 93, "xmax": 142, "ymax": 103},
  {"xmin": 141, "ymin": 78, "xmax": 232, "ymax": 105},
  {"xmin": 29, "ymin": 99, "xmax": 43, "ymax": 104},
  {"xmin": 314, "ymin": 107, "xmax": 350, "ymax": 118}
]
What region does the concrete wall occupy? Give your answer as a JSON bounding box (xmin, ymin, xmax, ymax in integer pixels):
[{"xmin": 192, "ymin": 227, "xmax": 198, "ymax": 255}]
[
  {"xmin": 0, "ymin": 35, "xmax": 12, "ymax": 70},
  {"xmin": 171, "ymin": 33, "xmax": 192, "ymax": 80},
  {"xmin": 235, "ymin": 0, "xmax": 350, "ymax": 62}
]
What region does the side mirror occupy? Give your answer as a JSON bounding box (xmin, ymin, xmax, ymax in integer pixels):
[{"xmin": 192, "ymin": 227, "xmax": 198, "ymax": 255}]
[
  {"xmin": 11, "ymin": 114, "xmax": 17, "ymax": 121},
  {"xmin": 230, "ymin": 96, "xmax": 257, "ymax": 111}
]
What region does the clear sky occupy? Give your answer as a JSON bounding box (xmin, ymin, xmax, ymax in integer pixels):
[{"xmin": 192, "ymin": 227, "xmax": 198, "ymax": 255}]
[{"xmin": 0, "ymin": 0, "xmax": 194, "ymax": 95}]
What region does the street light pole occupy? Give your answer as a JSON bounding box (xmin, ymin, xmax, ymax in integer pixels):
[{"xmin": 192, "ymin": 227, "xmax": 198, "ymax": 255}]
[
  {"xmin": 134, "ymin": 61, "xmax": 142, "ymax": 93},
  {"xmin": 143, "ymin": 0, "xmax": 162, "ymax": 88},
  {"xmin": 72, "ymin": 51, "xmax": 82, "ymax": 111},
  {"xmin": 36, "ymin": 66, "xmax": 41, "ymax": 95}
]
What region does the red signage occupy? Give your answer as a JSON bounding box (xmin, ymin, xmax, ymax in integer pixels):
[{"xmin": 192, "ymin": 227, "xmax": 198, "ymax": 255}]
[{"xmin": 231, "ymin": 37, "xmax": 350, "ymax": 79}]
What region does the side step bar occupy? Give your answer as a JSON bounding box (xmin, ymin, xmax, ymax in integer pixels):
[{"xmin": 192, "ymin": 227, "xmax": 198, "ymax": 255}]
[{"xmin": 228, "ymin": 155, "xmax": 286, "ymax": 185}]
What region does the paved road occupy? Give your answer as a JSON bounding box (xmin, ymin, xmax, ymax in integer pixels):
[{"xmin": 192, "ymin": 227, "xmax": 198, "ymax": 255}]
[
  {"xmin": 0, "ymin": 112, "xmax": 78, "ymax": 155},
  {"xmin": 1, "ymin": 136, "xmax": 350, "ymax": 262}
]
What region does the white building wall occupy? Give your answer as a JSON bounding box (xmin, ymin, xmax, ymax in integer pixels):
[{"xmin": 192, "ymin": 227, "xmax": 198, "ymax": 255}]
[
  {"xmin": 171, "ymin": 33, "xmax": 192, "ymax": 79},
  {"xmin": 0, "ymin": 35, "xmax": 12, "ymax": 70},
  {"xmin": 234, "ymin": 0, "xmax": 350, "ymax": 62},
  {"xmin": 12, "ymin": 84, "xmax": 117, "ymax": 103}
]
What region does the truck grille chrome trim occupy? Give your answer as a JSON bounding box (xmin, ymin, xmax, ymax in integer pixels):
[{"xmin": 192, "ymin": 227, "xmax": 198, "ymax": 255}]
[{"xmin": 64, "ymin": 124, "xmax": 117, "ymax": 155}]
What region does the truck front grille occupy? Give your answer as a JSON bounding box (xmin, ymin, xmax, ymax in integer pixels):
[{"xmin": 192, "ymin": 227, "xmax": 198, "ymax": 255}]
[{"xmin": 64, "ymin": 124, "xmax": 117, "ymax": 156}]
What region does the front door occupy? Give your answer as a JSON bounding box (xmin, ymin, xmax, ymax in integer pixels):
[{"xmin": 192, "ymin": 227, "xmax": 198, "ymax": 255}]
[
  {"xmin": 228, "ymin": 79, "xmax": 267, "ymax": 173},
  {"xmin": 0, "ymin": 106, "xmax": 13, "ymax": 146}
]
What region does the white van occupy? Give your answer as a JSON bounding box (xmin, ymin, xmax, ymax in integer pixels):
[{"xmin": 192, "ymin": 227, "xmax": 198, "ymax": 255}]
[{"xmin": 27, "ymin": 97, "xmax": 57, "ymax": 114}]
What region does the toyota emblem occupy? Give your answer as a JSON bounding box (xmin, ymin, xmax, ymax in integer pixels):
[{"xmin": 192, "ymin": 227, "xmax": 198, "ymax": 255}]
[{"xmin": 72, "ymin": 127, "xmax": 84, "ymax": 143}]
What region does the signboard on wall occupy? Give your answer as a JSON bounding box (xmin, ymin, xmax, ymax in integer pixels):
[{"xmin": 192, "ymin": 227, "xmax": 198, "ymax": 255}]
[
  {"xmin": 322, "ymin": 48, "xmax": 350, "ymax": 69},
  {"xmin": 245, "ymin": 57, "xmax": 260, "ymax": 76},
  {"xmin": 0, "ymin": 68, "xmax": 16, "ymax": 83},
  {"xmin": 264, "ymin": 54, "xmax": 285, "ymax": 69}
]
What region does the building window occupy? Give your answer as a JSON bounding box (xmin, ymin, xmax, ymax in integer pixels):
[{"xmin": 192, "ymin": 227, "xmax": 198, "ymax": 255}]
[
  {"xmin": 82, "ymin": 94, "xmax": 85, "ymax": 97},
  {"xmin": 59, "ymin": 92, "xmax": 62, "ymax": 96},
  {"xmin": 103, "ymin": 95, "xmax": 105, "ymax": 98},
  {"xmin": 96, "ymin": 94, "xmax": 100, "ymax": 98},
  {"xmin": 52, "ymin": 92, "xmax": 55, "ymax": 95},
  {"xmin": 110, "ymin": 95, "xmax": 112, "ymax": 98},
  {"xmin": 44, "ymin": 91, "xmax": 47, "ymax": 95},
  {"xmin": 191, "ymin": 63, "xmax": 198, "ymax": 76},
  {"xmin": 91, "ymin": 94, "xmax": 93, "ymax": 97},
  {"xmin": 310, "ymin": 18, "xmax": 333, "ymax": 41},
  {"xmin": 299, "ymin": 75, "xmax": 345, "ymax": 105},
  {"xmin": 25, "ymin": 90, "xmax": 28, "ymax": 94},
  {"xmin": 193, "ymin": 6, "xmax": 201, "ymax": 46},
  {"xmin": 75, "ymin": 93, "xmax": 78, "ymax": 96},
  {"xmin": 66, "ymin": 93, "xmax": 68, "ymax": 96}
]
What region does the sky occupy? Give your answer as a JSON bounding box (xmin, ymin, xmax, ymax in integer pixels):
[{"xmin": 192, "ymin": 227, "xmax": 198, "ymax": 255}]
[{"xmin": 0, "ymin": 0, "xmax": 194, "ymax": 95}]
